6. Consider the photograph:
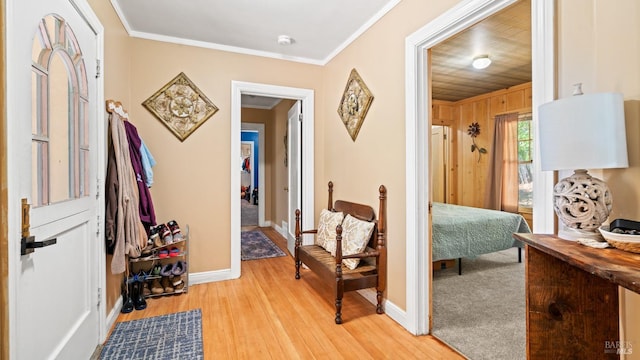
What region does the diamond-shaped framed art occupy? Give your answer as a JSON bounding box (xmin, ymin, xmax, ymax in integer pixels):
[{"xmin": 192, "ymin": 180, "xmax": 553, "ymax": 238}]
[
  {"xmin": 142, "ymin": 72, "xmax": 218, "ymax": 142},
  {"xmin": 337, "ymin": 68, "xmax": 374, "ymax": 141}
]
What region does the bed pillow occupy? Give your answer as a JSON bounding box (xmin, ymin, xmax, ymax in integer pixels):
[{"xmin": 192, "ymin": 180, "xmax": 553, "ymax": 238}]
[
  {"xmin": 316, "ymin": 209, "xmax": 345, "ymax": 253},
  {"xmin": 338, "ymin": 214, "xmax": 376, "ymax": 270}
]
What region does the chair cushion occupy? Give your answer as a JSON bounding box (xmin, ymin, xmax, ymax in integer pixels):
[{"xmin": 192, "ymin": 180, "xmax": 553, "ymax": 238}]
[
  {"xmin": 338, "ymin": 214, "xmax": 375, "ymax": 270},
  {"xmin": 316, "ymin": 209, "xmax": 344, "ymax": 253}
]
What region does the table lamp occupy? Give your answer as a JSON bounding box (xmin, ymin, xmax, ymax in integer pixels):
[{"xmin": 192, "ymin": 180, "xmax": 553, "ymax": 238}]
[{"xmin": 538, "ymin": 85, "xmax": 628, "ymax": 240}]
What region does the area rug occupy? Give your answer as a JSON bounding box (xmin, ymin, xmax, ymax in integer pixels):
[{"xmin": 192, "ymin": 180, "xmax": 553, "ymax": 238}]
[
  {"xmin": 241, "ymin": 230, "xmax": 286, "ymax": 260},
  {"xmin": 101, "ymin": 309, "xmax": 203, "ymax": 360}
]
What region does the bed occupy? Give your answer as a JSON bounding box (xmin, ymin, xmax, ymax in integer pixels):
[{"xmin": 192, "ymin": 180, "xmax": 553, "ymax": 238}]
[{"xmin": 432, "ymin": 202, "xmax": 531, "ymax": 273}]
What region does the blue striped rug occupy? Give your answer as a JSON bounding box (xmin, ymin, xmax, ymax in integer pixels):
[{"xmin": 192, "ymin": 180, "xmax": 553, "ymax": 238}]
[{"xmin": 101, "ymin": 309, "xmax": 203, "ymax": 360}]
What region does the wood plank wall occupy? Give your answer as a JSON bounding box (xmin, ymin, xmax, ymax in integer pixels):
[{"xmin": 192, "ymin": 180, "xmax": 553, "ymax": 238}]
[{"xmin": 432, "ymin": 82, "xmax": 532, "ymax": 208}]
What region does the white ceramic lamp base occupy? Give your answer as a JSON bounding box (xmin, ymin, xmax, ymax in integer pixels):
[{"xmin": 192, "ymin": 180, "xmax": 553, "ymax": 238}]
[{"xmin": 553, "ymin": 169, "xmax": 611, "ymax": 241}]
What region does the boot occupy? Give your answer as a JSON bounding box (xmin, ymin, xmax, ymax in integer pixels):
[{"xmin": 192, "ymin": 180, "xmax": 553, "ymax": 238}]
[
  {"xmin": 121, "ymin": 283, "xmax": 134, "ymax": 314},
  {"xmin": 132, "ymin": 282, "xmax": 147, "ymax": 310}
]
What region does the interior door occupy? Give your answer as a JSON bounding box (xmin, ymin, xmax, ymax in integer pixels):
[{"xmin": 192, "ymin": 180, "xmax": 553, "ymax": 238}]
[
  {"xmin": 287, "ymin": 101, "xmax": 302, "ymax": 255},
  {"xmin": 7, "ymin": 1, "xmax": 102, "ymax": 359},
  {"xmin": 431, "ymin": 126, "xmax": 445, "ymax": 203}
]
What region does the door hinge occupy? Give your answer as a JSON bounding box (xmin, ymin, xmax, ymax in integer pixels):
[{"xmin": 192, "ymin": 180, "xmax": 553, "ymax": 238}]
[
  {"xmin": 96, "ymin": 59, "xmax": 101, "ymax": 79},
  {"xmin": 298, "ymin": 113, "xmax": 303, "ymax": 122},
  {"xmin": 97, "ymin": 288, "xmax": 102, "ymax": 307},
  {"xmin": 96, "ymin": 214, "xmax": 101, "ymax": 236}
]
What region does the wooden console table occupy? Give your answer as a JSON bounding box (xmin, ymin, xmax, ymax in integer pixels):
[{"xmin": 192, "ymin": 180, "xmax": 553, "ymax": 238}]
[{"xmin": 513, "ymin": 233, "xmax": 640, "ymax": 359}]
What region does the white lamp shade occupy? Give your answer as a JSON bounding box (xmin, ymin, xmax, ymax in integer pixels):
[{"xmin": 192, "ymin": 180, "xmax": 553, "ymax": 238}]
[{"xmin": 538, "ymin": 92, "xmax": 628, "ymax": 171}]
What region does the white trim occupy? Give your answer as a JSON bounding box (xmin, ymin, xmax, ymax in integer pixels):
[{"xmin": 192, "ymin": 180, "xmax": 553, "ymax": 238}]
[
  {"xmin": 531, "ymin": 0, "xmax": 556, "ymax": 233},
  {"xmin": 188, "ymin": 269, "xmax": 236, "ymax": 285},
  {"xmin": 105, "ymin": 295, "xmax": 123, "ymax": 335},
  {"xmin": 404, "ymin": 0, "xmax": 555, "ymax": 336},
  {"xmin": 356, "ymin": 288, "xmax": 407, "ymax": 329},
  {"xmin": 231, "ymin": 81, "xmax": 315, "ymax": 280},
  {"xmin": 241, "ymin": 123, "xmax": 266, "ymax": 226}
]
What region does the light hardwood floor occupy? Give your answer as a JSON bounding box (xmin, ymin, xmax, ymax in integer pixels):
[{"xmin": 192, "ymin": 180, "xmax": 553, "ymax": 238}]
[{"xmin": 112, "ymin": 227, "xmax": 463, "ymax": 359}]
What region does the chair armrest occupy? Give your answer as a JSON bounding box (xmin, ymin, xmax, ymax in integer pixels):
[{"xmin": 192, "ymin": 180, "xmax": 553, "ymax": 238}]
[{"xmin": 301, "ymin": 229, "xmax": 318, "ymax": 235}]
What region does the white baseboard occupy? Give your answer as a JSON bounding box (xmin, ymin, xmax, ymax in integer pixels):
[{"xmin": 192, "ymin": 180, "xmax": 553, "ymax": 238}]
[
  {"xmin": 357, "ymin": 288, "xmax": 407, "ymax": 330},
  {"xmin": 189, "ymin": 268, "xmax": 238, "ymax": 285},
  {"xmin": 105, "ymin": 295, "xmax": 123, "ymax": 334}
]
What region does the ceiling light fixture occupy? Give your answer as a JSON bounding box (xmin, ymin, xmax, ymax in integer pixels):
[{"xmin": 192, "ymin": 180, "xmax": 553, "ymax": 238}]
[
  {"xmin": 277, "ymin": 35, "xmax": 292, "ymax": 46},
  {"xmin": 472, "ymin": 55, "xmax": 491, "ymax": 69}
]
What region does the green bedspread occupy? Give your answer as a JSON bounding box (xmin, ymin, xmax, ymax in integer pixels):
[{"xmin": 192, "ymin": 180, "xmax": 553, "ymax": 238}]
[{"xmin": 432, "ymin": 202, "xmax": 531, "ymax": 261}]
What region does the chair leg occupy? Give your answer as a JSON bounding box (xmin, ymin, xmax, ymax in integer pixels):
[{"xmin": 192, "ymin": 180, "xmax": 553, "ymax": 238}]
[
  {"xmin": 376, "ymin": 290, "xmax": 384, "ymax": 314},
  {"xmin": 335, "ymin": 282, "xmax": 344, "ymax": 324},
  {"xmin": 295, "ymin": 260, "xmax": 301, "ymax": 279},
  {"xmin": 335, "ymin": 297, "xmax": 343, "ymax": 324}
]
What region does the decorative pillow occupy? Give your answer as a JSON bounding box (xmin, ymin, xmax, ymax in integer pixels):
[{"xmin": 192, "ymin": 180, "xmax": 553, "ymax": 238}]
[
  {"xmin": 338, "ymin": 214, "xmax": 376, "ymax": 270},
  {"xmin": 316, "ymin": 209, "xmax": 345, "ymax": 253}
]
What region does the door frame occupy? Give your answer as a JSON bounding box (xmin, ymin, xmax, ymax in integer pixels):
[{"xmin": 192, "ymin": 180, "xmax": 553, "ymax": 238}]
[
  {"xmin": 230, "ymin": 81, "xmax": 314, "ymax": 278},
  {"xmin": 403, "ymin": 0, "xmax": 556, "ymax": 335},
  {"xmin": 5, "ymin": 0, "xmax": 107, "ymax": 356},
  {"xmin": 241, "ymin": 124, "xmax": 266, "ymax": 226}
]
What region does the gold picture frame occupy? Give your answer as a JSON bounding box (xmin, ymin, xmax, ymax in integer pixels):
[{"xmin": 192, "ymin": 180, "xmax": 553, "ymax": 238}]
[
  {"xmin": 337, "ymin": 68, "xmax": 374, "ymax": 141},
  {"xmin": 142, "ymin": 72, "xmax": 219, "ymax": 142}
]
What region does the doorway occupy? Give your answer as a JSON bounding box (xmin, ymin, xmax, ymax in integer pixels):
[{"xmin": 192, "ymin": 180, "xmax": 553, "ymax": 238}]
[
  {"xmin": 403, "ymin": 0, "xmax": 556, "ymax": 336},
  {"xmin": 230, "ymin": 81, "xmax": 315, "ymax": 279}
]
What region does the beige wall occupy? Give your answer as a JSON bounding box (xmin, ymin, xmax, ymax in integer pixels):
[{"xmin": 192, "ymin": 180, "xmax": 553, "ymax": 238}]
[
  {"xmin": 321, "ymin": 0, "xmax": 458, "ymax": 308},
  {"xmin": 558, "ymin": 0, "xmax": 640, "ymax": 356}
]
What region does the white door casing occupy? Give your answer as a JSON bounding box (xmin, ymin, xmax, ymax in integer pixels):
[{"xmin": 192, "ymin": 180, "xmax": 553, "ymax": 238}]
[
  {"xmin": 403, "ymin": 0, "xmax": 555, "ymax": 335},
  {"xmin": 287, "ymin": 101, "xmax": 302, "ymax": 255},
  {"xmin": 6, "ymin": 0, "xmax": 105, "ymax": 358}
]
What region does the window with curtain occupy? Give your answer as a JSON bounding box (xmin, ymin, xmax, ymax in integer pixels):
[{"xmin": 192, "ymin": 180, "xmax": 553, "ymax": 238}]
[{"xmin": 517, "ymin": 112, "xmax": 533, "ymax": 211}]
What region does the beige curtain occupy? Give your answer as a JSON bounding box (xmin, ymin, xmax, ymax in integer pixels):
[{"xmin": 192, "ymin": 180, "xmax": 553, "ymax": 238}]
[{"xmin": 484, "ymin": 112, "xmax": 519, "ymax": 212}]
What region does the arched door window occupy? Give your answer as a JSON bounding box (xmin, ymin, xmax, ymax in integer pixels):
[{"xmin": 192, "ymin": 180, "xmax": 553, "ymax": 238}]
[{"xmin": 31, "ymin": 14, "xmax": 88, "ymax": 206}]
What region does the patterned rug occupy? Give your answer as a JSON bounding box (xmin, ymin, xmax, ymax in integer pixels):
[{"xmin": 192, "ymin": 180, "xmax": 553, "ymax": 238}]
[
  {"xmin": 101, "ymin": 309, "xmax": 203, "ymax": 360},
  {"xmin": 241, "ymin": 230, "xmax": 287, "ymax": 260}
]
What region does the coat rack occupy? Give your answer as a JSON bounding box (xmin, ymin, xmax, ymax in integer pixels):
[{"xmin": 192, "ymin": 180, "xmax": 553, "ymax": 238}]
[{"xmin": 106, "ymin": 99, "xmax": 129, "ymax": 120}]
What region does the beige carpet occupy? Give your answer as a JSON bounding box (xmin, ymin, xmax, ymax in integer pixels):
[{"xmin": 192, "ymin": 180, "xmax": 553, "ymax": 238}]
[
  {"xmin": 241, "ymin": 199, "xmax": 258, "ymax": 226},
  {"xmin": 432, "ymin": 248, "xmax": 525, "ymax": 360}
]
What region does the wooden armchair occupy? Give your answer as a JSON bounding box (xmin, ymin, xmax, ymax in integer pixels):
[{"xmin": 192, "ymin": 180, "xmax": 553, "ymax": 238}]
[{"xmin": 295, "ymin": 181, "xmax": 387, "ymax": 324}]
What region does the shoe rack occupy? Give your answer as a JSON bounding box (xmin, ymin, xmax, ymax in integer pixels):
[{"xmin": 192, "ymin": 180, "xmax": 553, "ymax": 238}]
[{"xmin": 128, "ymin": 224, "xmax": 189, "ymax": 299}]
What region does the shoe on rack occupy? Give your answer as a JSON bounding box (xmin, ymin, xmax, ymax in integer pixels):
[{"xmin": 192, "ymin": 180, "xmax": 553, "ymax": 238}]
[
  {"xmin": 169, "ymin": 247, "xmax": 180, "ymax": 257},
  {"xmin": 142, "ymin": 281, "xmax": 151, "ymax": 297},
  {"xmin": 174, "ymin": 279, "xmax": 185, "ymax": 291},
  {"xmin": 167, "ymin": 220, "xmax": 183, "ymax": 242},
  {"xmin": 161, "ymin": 276, "xmax": 174, "ymax": 293},
  {"xmin": 149, "ymin": 225, "xmax": 163, "ymax": 248},
  {"xmin": 158, "ymin": 249, "xmax": 169, "ymax": 259},
  {"xmin": 172, "ymin": 276, "xmax": 184, "ymax": 287},
  {"xmin": 160, "ymin": 262, "xmax": 174, "ymax": 277},
  {"xmin": 151, "ymin": 264, "xmax": 162, "ymax": 276},
  {"xmin": 159, "ymin": 223, "xmax": 173, "ymax": 245},
  {"xmin": 150, "ymin": 278, "xmax": 164, "ymax": 294},
  {"xmin": 132, "ymin": 282, "xmax": 147, "ymax": 310},
  {"xmin": 171, "ymin": 260, "xmax": 187, "ymax": 276}
]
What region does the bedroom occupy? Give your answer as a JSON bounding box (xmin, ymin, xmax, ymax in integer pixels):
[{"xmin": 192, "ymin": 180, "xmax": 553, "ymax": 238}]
[
  {"xmin": 428, "ymin": 2, "xmax": 533, "ymax": 357},
  {"xmin": 2, "ymin": 0, "xmax": 640, "ymax": 358}
]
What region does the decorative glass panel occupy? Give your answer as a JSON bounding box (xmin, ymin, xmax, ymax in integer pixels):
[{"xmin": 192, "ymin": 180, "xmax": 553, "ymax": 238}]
[{"xmin": 31, "ymin": 14, "xmax": 88, "ymax": 206}]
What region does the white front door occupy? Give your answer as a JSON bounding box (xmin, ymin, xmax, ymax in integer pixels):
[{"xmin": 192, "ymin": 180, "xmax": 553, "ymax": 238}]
[
  {"xmin": 287, "ymin": 101, "xmax": 302, "ymax": 255},
  {"xmin": 7, "ymin": 1, "xmax": 103, "ymax": 359}
]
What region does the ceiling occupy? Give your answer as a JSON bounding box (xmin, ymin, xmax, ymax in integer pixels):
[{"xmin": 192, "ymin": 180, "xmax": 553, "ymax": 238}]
[{"xmin": 110, "ymin": 0, "xmax": 531, "ymax": 106}]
